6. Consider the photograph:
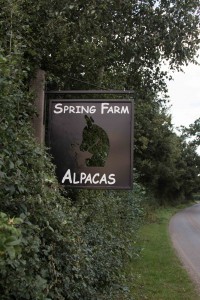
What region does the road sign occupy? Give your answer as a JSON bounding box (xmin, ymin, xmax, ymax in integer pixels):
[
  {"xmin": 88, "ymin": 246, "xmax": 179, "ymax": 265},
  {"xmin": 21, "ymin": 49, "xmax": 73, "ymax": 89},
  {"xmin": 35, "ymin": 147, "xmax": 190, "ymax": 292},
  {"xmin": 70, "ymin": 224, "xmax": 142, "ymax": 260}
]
[{"xmin": 48, "ymin": 99, "xmax": 133, "ymax": 189}]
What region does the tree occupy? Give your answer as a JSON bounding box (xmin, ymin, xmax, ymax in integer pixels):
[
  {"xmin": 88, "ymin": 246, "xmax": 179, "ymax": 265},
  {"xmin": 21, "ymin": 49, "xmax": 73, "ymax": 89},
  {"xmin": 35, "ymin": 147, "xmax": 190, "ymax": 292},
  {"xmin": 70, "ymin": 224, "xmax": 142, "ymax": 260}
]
[
  {"xmin": 1, "ymin": 1, "xmax": 200, "ymax": 297},
  {"xmin": 1, "ymin": 0, "xmax": 200, "ymax": 90},
  {"xmin": 1, "ymin": 0, "xmax": 199, "ymax": 205},
  {"xmin": 182, "ymin": 117, "xmax": 200, "ymax": 148},
  {"xmin": 177, "ymin": 119, "xmax": 200, "ymax": 199},
  {"xmin": 179, "ymin": 141, "xmax": 200, "ymax": 198}
]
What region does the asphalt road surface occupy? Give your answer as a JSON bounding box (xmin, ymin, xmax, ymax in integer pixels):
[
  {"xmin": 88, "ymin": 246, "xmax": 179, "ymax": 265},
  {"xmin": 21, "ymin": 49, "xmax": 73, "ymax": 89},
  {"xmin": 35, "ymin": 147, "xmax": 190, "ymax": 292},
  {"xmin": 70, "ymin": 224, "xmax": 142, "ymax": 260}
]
[{"xmin": 169, "ymin": 203, "xmax": 200, "ymax": 291}]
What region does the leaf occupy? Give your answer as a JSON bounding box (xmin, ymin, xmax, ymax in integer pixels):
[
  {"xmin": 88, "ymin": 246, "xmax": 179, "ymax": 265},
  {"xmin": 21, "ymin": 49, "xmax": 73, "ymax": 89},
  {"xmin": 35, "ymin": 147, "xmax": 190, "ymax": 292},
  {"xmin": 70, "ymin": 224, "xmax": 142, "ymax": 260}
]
[
  {"xmin": 6, "ymin": 247, "xmax": 16, "ymax": 260},
  {"xmin": 9, "ymin": 161, "xmax": 14, "ymax": 169}
]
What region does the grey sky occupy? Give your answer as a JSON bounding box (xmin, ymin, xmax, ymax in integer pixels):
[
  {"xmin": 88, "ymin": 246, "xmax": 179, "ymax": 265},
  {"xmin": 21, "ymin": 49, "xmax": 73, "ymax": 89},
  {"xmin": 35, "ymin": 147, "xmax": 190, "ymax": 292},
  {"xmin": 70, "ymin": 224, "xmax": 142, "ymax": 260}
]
[
  {"xmin": 167, "ymin": 60, "xmax": 200, "ymax": 154},
  {"xmin": 167, "ymin": 61, "xmax": 200, "ymax": 128}
]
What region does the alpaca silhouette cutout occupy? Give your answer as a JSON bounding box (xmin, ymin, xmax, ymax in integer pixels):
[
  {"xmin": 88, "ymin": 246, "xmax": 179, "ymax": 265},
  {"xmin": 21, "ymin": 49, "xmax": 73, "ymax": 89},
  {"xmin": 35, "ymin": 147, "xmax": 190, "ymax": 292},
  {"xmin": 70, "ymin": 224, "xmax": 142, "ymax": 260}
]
[{"xmin": 80, "ymin": 115, "xmax": 110, "ymax": 167}]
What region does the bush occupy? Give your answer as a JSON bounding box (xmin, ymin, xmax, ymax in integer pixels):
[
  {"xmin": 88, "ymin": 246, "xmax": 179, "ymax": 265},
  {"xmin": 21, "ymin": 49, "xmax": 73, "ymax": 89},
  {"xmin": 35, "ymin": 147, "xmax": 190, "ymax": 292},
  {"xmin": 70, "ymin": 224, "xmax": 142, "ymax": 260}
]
[
  {"xmin": 0, "ymin": 212, "xmax": 22, "ymax": 261},
  {"xmin": 0, "ymin": 50, "xmax": 144, "ymax": 299}
]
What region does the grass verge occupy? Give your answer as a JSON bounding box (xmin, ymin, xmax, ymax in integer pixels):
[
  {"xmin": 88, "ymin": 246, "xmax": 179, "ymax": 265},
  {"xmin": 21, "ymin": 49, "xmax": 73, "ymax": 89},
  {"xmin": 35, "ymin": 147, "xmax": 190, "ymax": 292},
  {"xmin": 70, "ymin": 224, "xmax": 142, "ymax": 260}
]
[{"xmin": 129, "ymin": 205, "xmax": 200, "ymax": 300}]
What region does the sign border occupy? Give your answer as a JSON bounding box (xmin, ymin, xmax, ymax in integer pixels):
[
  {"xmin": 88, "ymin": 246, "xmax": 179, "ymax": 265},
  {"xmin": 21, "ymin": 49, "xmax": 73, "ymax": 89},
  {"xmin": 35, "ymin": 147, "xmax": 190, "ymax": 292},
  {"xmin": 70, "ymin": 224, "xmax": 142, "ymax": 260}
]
[{"xmin": 47, "ymin": 98, "xmax": 134, "ymax": 190}]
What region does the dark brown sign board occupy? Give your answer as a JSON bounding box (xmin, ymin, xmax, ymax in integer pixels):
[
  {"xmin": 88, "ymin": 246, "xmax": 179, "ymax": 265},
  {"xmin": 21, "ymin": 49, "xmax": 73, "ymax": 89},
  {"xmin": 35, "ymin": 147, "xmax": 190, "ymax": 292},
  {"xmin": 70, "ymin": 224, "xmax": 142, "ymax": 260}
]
[{"xmin": 48, "ymin": 99, "xmax": 133, "ymax": 189}]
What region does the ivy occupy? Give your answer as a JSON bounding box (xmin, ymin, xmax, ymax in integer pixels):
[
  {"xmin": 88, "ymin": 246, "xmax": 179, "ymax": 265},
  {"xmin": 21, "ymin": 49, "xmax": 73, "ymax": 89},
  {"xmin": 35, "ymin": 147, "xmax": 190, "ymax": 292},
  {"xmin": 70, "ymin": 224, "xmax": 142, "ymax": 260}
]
[
  {"xmin": 0, "ymin": 212, "xmax": 22, "ymax": 260},
  {"xmin": 0, "ymin": 49, "xmax": 144, "ymax": 299}
]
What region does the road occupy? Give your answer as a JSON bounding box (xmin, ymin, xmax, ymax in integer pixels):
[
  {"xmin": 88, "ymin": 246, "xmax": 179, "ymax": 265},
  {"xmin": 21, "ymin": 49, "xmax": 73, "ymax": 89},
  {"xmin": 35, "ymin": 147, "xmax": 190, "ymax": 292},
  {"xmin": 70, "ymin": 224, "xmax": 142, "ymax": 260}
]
[{"xmin": 169, "ymin": 203, "xmax": 200, "ymax": 291}]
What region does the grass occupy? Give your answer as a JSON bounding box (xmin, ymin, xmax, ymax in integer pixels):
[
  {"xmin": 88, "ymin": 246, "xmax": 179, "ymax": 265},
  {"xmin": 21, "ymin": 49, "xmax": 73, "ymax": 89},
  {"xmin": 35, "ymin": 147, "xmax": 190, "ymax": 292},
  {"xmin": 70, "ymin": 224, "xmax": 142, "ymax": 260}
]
[{"xmin": 129, "ymin": 205, "xmax": 200, "ymax": 300}]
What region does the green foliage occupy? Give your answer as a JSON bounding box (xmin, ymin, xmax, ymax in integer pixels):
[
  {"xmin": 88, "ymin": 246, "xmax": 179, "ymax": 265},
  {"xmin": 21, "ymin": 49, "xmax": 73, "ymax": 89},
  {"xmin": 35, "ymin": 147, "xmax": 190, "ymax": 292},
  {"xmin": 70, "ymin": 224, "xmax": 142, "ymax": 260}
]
[
  {"xmin": 182, "ymin": 117, "xmax": 200, "ymax": 148},
  {"xmin": 1, "ymin": 0, "xmax": 200, "ymax": 298},
  {"xmin": 0, "ymin": 48, "xmax": 143, "ymax": 299},
  {"xmin": 0, "ymin": 212, "xmax": 22, "ymax": 260},
  {"xmin": 1, "ymin": 0, "xmax": 200, "ymax": 91},
  {"xmin": 134, "ymin": 91, "xmax": 200, "ymax": 204}
]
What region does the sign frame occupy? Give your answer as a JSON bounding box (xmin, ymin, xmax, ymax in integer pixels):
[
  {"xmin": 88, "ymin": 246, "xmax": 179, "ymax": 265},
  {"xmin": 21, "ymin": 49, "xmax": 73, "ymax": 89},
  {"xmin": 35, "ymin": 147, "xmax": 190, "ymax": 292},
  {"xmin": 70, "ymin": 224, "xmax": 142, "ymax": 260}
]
[{"xmin": 46, "ymin": 91, "xmax": 134, "ymax": 190}]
